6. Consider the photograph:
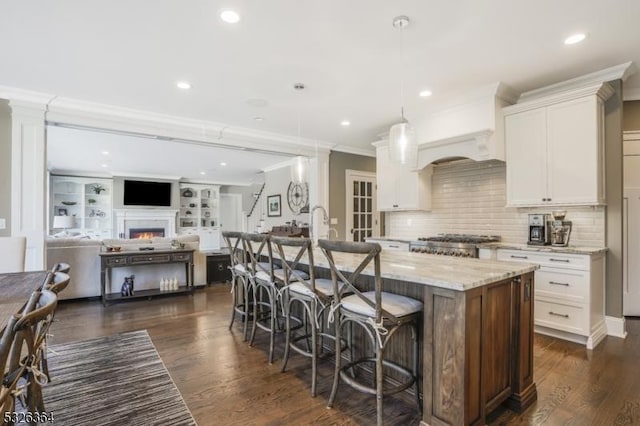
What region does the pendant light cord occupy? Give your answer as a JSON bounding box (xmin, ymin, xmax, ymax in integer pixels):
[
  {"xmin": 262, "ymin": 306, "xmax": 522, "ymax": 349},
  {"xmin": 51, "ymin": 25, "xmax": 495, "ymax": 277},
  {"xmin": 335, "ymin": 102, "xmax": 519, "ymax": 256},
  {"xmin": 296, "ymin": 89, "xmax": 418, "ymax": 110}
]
[{"xmin": 399, "ymin": 21, "xmax": 405, "ymax": 122}]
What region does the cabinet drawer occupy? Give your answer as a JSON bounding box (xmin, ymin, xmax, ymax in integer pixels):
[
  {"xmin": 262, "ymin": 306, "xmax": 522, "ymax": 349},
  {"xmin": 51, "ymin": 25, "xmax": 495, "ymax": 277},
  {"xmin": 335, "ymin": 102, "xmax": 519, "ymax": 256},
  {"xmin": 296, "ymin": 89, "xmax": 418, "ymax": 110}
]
[
  {"xmin": 535, "ymin": 268, "xmax": 589, "ymax": 302},
  {"xmin": 105, "ymin": 256, "xmax": 128, "ymax": 267},
  {"xmin": 497, "ymin": 249, "xmax": 589, "ymax": 270},
  {"xmin": 535, "ymin": 298, "xmax": 588, "ymax": 335},
  {"xmin": 171, "ymin": 252, "xmax": 193, "ymax": 262},
  {"xmin": 130, "ymin": 254, "xmax": 171, "ymax": 264}
]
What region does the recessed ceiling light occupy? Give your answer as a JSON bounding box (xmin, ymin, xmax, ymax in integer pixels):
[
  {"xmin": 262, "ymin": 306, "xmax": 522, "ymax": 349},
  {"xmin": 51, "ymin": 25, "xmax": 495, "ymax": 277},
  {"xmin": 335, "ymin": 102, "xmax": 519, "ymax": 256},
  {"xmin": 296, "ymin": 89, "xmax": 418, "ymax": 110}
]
[
  {"xmin": 564, "ymin": 33, "xmax": 587, "ymax": 45},
  {"xmin": 101, "ymin": 151, "xmax": 109, "ymax": 155},
  {"xmin": 176, "ymin": 81, "xmax": 191, "ymax": 90},
  {"xmin": 340, "ymin": 120, "xmax": 351, "ymax": 126},
  {"xmin": 253, "ymin": 116, "xmax": 265, "ymax": 122},
  {"xmin": 220, "ymin": 162, "xmax": 227, "ymax": 166},
  {"xmin": 419, "ymin": 90, "xmax": 433, "ymax": 97},
  {"xmin": 101, "ymin": 164, "xmax": 108, "ymax": 168},
  {"xmin": 200, "ymin": 171, "xmax": 206, "ymax": 175},
  {"xmin": 220, "ymin": 9, "xmax": 240, "ymax": 24}
]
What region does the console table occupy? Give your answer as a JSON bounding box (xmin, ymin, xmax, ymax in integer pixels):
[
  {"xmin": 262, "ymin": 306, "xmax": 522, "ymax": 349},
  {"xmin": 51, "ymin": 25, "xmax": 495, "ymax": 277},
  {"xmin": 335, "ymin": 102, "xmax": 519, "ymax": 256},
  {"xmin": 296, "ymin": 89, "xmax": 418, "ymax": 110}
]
[{"xmin": 100, "ymin": 249, "xmax": 194, "ymax": 306}]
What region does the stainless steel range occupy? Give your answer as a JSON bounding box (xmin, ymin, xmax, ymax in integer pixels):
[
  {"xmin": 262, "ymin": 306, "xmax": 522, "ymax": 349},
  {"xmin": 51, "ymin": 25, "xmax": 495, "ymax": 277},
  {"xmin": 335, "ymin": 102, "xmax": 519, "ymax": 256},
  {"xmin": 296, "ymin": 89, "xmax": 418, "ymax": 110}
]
[{"xmin": 409, "ymin": 234, "xmax": 501, "ymax": 258}]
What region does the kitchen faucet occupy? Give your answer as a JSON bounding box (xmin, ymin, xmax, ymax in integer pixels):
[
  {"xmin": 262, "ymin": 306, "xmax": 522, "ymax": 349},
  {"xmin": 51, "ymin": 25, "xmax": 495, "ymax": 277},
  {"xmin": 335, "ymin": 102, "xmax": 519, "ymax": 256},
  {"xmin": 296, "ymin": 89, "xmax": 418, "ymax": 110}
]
[{"xmin": 309, "ymin": 205, "xmax": 328, "ymax": 243}]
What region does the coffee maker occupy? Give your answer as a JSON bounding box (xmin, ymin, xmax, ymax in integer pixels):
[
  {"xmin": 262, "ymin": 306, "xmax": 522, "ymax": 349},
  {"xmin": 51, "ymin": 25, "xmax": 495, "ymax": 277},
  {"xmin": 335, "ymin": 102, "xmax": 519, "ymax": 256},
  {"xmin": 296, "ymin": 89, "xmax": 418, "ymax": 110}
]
[
  {"xmin": 528, "ymin": 214, "xmax": 551, "ymax": 245},
  {"xmin": 550, "ymin": 211, "xmax": 572, "ymax": 247}
]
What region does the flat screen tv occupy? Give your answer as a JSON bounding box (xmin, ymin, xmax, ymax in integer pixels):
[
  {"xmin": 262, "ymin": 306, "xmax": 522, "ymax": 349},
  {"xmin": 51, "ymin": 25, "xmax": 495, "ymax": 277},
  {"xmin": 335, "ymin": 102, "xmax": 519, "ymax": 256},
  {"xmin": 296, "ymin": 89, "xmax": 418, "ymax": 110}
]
[{"xmin": 123, "ymin": 180, "xmax": 172, "ymax": 207}]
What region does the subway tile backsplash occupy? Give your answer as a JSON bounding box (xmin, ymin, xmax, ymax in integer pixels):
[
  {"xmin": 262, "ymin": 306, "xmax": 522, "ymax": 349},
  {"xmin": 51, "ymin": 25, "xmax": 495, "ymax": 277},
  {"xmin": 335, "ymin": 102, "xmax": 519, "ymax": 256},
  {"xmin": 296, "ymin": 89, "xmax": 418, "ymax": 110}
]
[{"xmin": 387, "ymin": 160, "xmax": 605, "ymax": 247}]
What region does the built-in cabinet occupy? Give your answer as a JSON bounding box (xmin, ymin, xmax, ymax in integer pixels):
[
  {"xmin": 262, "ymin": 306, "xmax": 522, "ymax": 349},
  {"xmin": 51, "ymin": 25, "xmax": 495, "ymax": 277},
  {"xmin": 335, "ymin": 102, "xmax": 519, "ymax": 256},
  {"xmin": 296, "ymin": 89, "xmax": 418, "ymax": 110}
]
[
  {"xmin": 374, "ymin": 143, "xmax": 432, "ymax": 211},
  {"xmin": 497, "ymin": 248, "xmax": 606, "ymax": 349},
  {"xmin": 178, "ymin": 183, "xmax": 221, "ymax": 250},
  {"xmin": 50, "ymin": 176, "xmax": 113, "ymax": 238},
  {"xmin": 504, "ymin": 83, "xmax": 613, "ymax": 207}
]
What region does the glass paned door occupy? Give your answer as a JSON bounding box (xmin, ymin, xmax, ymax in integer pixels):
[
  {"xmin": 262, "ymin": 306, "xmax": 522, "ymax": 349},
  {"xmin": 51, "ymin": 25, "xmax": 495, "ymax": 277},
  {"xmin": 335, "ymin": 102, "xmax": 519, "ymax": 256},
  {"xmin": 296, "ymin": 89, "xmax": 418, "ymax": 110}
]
[{"xmin": 346, "ymin": 170, "xmax": 379, "ymax": 242}]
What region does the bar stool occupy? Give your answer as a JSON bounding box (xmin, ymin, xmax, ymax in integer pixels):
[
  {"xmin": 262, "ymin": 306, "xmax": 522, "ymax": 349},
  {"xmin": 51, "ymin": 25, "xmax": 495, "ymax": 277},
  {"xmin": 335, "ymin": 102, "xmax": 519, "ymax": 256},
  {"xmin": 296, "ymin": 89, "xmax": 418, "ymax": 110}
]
[
  {"xmin": 319, "ymin": 239, "xmax": 422, "ymax": 426},
  {"xmin": 271, "ymin": 236, "xmax": 341, "ymax": 397},
  {"xmin": 223, "ymin": 231, "xmax": 253, "ymax": 341},
  {"xmin": 245, "ymin": 233, "xmax": 282, "ymax": 364}
]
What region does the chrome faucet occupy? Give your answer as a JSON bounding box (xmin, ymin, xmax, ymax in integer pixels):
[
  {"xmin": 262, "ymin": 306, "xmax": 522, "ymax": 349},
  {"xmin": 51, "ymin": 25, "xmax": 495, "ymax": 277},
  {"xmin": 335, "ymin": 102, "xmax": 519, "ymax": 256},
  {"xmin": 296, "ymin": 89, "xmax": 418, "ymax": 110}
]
[{"xmin": 309, "ymin": 205, "xmax": 329, "ymax": 243}]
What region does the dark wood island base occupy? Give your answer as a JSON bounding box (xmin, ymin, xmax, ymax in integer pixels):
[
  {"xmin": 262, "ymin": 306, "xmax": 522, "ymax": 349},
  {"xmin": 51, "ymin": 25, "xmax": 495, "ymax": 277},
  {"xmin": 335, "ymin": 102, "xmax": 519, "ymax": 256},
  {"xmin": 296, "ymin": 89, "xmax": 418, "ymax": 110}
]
[{"xmin": 422, "ymin": 272, "xmax": 537, "ymax": 426}]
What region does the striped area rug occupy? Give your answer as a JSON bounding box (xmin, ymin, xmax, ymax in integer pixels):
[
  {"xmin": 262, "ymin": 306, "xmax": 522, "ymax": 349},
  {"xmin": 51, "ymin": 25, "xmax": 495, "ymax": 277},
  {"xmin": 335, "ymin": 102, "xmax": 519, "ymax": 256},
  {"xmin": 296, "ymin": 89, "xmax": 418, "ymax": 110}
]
[{"xmin": 42, "ymin": 330, "xmax": 196, "ymax": 425}]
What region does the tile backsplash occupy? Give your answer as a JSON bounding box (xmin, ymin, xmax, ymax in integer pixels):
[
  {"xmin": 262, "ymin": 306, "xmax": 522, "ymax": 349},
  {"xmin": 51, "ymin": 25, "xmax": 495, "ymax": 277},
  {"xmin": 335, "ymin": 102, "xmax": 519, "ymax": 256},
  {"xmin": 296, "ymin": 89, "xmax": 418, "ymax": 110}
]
[{"xmin": 387, "ymin": 159, "xmax": 605, "ymax": 247}]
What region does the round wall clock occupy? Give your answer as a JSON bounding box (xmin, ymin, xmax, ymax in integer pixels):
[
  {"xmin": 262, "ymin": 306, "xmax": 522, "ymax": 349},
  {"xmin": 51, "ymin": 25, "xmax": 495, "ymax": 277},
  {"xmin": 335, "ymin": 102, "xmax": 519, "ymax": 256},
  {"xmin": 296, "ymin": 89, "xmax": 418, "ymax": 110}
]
[{"xmin": 287, "ymin": 181, "xmax": 309, "ymax": 215}]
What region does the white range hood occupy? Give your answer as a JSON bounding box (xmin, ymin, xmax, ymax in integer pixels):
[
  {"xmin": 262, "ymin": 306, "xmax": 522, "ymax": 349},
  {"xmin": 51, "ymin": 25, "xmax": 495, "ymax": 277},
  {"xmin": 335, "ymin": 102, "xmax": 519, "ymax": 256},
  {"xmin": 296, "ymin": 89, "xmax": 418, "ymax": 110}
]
[{"xmin": 414, "ymin": 82, "xmax": 518, "ymax": 168}]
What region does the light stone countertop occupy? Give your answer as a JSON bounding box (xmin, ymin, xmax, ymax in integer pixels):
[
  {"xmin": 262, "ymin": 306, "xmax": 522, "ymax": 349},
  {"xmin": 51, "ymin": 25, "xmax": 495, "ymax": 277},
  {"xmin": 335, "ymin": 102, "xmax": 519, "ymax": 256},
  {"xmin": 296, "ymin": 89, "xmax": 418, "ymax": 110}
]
[
  {"xmin": 275, "ymin": 246, "xmax": 539, "ymax": 292},
  {"xmin": 481, "ymin": 242, "xmax": 608, "ymax": 255}
]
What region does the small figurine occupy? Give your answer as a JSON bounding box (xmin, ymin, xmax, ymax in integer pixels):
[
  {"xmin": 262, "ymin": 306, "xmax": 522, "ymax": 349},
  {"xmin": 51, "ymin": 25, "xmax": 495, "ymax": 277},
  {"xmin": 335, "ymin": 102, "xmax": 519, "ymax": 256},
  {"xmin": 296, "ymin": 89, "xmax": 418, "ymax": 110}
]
[{"xmin": 121, "ymin": 274, "xmax": 135, "ymax": 296}]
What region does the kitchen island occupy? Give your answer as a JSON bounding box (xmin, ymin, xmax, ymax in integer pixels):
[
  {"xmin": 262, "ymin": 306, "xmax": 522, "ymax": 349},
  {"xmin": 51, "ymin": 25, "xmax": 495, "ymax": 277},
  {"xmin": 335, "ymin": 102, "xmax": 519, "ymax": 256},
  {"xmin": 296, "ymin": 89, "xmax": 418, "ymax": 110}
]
[{"xmin": 274, "ymin": 246, "xmax": 539, "ymax": 426}]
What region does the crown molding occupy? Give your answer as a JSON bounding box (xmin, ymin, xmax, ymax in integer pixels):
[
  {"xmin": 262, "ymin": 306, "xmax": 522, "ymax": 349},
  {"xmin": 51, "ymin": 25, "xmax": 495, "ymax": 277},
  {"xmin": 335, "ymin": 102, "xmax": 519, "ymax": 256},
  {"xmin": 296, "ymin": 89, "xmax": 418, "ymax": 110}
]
[
  {"xmin": 0, "ymin": 85, "xmax": 335, "ymax": 157},
  {"xmin": 517, "ymin": 62, "xmax": 635, "ymax": 103},
  {"xmin": 504, "ymin": 82, "xmax": 615, "ymax": 115},
  {"xmin": 262, "ymin": 159, "xmax": 293, "ymax": 173},
  {"xmin": 331, "ymin": 144, "xmax": 376, "ymax": 157}
]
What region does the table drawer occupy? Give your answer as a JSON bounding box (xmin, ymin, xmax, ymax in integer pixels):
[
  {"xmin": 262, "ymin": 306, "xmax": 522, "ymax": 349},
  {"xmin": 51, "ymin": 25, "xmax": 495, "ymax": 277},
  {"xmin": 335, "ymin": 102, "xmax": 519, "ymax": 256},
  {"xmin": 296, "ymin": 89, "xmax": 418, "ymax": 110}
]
[
  {"xmin": 535, "ymin": 268, "xmax": 589, "ymax": 302},
  {"xmin": 535, "ymin": 298, "xmax": 587, "ymax": 335},
  {"xmin": 171, "ymin": 252, "xmax": 193, "ymax": 262},
  {"xmin": 130, "ymin": 254, "xmax": 171, "ymax": 264},
  {"xmin": 105, "ymin": 256, "xmax": 128, "ymax": 267},
  {"xmin": 497, "ymin": 249, "xmax": 589, "ymax": 270}
]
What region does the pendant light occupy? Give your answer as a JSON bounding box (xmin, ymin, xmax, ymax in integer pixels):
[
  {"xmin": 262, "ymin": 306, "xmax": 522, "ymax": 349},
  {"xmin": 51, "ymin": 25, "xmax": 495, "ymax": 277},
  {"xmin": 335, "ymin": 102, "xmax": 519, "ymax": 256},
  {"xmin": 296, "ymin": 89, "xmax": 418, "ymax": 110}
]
[
  {"xmin": 388, "ymin": 15, "xmax": 418, "ymax": 168},
  {"xmin": 290, "ymin": 83, "xmax": 310, "ymax": 183}
]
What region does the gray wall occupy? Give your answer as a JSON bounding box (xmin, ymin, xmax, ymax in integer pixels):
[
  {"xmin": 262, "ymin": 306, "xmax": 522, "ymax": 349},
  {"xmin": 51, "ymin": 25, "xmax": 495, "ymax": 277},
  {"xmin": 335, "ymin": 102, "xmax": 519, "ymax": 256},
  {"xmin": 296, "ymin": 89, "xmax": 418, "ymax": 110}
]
[
  {"xmin": 0, "ymin": 100, "xmax": 11, "ymax": 237},
  {"xmin": 328, "ymin": 151, "xmax": 376, "ymax": 240},
  {"xmin": 262, "ymin": 166, "xmax": 301, "ymax": 229},
  {"xmin": 605, "ymin": 80, "xmax": 624, "ymax": 318},
  {"xmin": 624, "ymin": 100, "xmax": 640, "ymax": 131},
  {"xmin": 221, "ymin": 183, "xmax": 264, "ymax": 214}
]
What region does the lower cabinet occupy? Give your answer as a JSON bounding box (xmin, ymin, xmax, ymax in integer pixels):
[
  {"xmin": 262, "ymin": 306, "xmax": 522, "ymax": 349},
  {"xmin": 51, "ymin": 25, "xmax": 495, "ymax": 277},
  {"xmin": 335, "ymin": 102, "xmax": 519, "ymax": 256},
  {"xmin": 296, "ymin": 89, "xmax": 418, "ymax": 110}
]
[
  {"xmin": 497, "ymin": 249, "xmax": 606, "ymax": 349},
  {"xmin": 180, "ymin": 228, "xmax": 221, "ymax": 250},
  {"xmin": 207, "ymin": 254, "xmax": 231, "ymax": 284}
]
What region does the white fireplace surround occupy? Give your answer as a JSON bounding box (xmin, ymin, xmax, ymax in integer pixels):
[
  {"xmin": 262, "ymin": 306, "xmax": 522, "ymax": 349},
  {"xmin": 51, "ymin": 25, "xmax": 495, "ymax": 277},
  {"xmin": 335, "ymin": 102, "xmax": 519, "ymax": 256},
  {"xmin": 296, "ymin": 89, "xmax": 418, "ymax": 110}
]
[{"xmin": 114, "ymin": 209, "xmax": 178, "ymax": 239}]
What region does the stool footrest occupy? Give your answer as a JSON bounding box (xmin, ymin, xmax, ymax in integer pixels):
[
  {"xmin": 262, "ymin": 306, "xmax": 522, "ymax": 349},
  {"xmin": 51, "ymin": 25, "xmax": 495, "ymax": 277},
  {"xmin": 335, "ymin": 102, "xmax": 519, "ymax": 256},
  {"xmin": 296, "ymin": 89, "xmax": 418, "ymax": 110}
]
[{"xmin": 339, "ymin": 358, "xmax": 416, "ymax": 396}]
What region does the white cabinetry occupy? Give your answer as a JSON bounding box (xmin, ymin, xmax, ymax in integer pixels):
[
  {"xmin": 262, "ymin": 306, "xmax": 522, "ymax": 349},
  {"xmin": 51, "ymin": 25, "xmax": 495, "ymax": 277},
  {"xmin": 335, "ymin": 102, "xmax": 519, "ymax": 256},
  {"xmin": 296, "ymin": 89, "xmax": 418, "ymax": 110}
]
[
  {"xmin": 178, "ymin": 184, "xmax": 221, "ymax": 250},
  {"xmin": 50, "ymin": 176, "xmax": 113, "ymax": 238},
  {"xmin": 497, "ymin": 249, "xmax": 606, "ymax": 349},
  {"xmin": 504, "ymin": 83, "xmax": 613, "ymax": 207},
  {"xmin": 374, "ymin": 143, "xmax": 432, "ymax": 211}
]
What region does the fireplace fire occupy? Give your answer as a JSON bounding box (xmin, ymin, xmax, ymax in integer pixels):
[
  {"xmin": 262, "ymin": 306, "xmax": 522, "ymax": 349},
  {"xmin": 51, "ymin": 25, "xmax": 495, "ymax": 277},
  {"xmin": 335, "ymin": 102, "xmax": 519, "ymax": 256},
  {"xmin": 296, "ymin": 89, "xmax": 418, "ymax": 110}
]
[{"xmin": 129, "ymin": 228, "xmax": 165, "ymax": 239}]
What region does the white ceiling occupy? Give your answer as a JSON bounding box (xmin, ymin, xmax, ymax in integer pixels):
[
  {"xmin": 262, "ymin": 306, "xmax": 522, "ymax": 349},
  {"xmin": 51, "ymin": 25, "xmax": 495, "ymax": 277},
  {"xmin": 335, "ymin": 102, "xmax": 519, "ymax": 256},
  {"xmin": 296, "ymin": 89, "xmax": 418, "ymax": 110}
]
[{"xmin": 2, "ymin": 0, "xmax": 640, "ymax": 181}]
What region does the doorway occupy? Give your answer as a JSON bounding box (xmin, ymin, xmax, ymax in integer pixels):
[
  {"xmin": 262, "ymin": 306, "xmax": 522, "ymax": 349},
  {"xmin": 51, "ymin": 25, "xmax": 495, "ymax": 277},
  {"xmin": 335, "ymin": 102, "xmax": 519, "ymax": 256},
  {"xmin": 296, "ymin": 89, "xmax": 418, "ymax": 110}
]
[
  {"xmin": 220, "ymin": 193, "xmax": 243, "ymax": 235},
  {"xmin": 345, "ymin": 170, "xmax": 379, "ymax": 242}
]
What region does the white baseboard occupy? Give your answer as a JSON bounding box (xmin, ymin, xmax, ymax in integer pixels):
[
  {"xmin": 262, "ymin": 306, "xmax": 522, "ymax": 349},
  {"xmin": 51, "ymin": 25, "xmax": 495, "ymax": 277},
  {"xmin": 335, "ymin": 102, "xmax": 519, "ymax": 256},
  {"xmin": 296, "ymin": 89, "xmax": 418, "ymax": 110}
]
[{"xmin": 606, "ymin": 315, "xmax": 627, "ymax": 339}]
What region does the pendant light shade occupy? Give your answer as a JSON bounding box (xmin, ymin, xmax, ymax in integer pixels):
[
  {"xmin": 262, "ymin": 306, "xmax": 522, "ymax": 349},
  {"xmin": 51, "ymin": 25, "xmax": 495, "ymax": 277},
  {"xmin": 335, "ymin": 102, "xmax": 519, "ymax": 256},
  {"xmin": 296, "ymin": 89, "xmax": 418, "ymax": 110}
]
[
  {"xmin": 290, "ymin": 155, "xmax": 309, "ymax": 183},
  {"xmin": 389, "ymin": 15, "xmax": 418, "ymax": 168},
  {"xmin": 389, "ymin": 119, "xmax": 417, "ymax": 167}
]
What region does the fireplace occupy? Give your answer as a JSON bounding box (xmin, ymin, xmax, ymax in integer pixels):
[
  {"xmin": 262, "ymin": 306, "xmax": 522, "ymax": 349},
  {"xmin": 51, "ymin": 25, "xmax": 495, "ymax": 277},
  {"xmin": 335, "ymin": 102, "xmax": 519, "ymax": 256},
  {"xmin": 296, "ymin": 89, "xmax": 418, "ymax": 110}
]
[
  {"xmin": 129, "ymin": 228, "xmax": 165, "ymax": 239},
  {"xmin": 114, "ymin": 209, "xmax": 178, "ymax": 239}
]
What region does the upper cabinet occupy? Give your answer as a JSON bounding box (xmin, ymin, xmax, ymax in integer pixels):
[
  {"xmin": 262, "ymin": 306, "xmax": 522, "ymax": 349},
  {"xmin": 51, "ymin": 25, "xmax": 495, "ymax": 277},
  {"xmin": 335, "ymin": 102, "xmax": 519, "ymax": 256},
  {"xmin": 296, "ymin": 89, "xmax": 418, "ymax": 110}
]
[
  {"xmin": 375, "ymin": 143, "xmax": 432, "ymax": 211},
  {"xmin": 50, "ymin": 176, "xmax": 113, "ymax": 238},
  {"xmin": 504, "ymin": 83, "xmax": 613, "ymax": 207}
]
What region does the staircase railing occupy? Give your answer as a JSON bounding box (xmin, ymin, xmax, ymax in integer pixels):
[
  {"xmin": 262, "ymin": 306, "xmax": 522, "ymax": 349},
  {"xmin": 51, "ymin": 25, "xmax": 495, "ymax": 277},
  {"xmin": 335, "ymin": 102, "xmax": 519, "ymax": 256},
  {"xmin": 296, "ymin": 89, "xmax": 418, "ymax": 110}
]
[{"xmin": 247, "ymin": 183, "xmax": 265, "ymax": 219}]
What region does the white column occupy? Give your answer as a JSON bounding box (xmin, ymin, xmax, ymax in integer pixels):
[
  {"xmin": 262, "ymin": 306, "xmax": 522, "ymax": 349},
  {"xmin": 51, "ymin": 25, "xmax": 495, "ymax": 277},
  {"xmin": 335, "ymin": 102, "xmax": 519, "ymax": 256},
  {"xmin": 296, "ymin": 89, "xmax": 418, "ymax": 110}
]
[
  {"xmin": 10, "ymin": 100, "xmax": 48, "ymax": 270},
  {"xmin": 309, "ymin": 149, "xmax": 330, "ymax": 242}
]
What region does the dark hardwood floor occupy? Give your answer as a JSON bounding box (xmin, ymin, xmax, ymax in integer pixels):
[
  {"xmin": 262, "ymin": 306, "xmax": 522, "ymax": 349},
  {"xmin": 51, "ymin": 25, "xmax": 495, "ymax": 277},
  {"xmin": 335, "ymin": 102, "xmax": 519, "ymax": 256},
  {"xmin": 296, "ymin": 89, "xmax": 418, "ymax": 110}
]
[{"xmin": 50, "ymin": 285, "xmax": 640, "ymax": 425}]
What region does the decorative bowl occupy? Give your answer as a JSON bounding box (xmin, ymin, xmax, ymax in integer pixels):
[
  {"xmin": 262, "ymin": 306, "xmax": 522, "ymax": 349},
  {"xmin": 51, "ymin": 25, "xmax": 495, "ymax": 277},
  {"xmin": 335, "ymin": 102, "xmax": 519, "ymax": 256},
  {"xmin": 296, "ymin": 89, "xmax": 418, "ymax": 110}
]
[
  {"xmin": 551, "ymin": 210, "xmax": 566, "ymax": 220},
  {"xmin": 61, "ymin": 201, "xmax": 77, "ymax": 206}
]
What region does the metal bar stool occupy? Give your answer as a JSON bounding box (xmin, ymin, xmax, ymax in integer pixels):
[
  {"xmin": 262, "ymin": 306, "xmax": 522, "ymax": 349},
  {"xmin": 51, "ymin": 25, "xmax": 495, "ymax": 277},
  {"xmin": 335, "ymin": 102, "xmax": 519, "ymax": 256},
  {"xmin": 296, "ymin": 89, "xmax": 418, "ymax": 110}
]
[
  {"xmin": 245, "ymin": 233, "xmax": 282, "ymax": 364},
  {"xmin": 319, "ymin": 239, "xmax": 422, "ymax": 426},
  {"xmin": 223, "ymin": 231, "xmax": 253, "ymax": 341},
  {"xmin": 271, "ymin": 235, "xmax": 342, "ymax": 397}
]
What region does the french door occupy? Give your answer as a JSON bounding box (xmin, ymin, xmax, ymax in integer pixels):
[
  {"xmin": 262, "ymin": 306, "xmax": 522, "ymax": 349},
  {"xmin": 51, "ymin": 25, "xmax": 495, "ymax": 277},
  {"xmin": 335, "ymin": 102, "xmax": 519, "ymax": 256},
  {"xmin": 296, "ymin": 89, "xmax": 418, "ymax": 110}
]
[{"xmin": 345, "ymin": 170, "xmax": 379, "ymax": 242}]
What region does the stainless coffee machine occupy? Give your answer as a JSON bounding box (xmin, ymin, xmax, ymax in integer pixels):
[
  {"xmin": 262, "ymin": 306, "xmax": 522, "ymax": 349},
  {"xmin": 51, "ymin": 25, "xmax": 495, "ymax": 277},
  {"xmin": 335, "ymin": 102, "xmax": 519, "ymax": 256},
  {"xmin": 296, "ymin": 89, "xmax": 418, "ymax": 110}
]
[
  {"xmin": 550, "ymin": 211, "xmax": 572, "ymax": 247},
  {"xmin": 528, "ymin": 214, "xmax": 551, "ymax": 245}
]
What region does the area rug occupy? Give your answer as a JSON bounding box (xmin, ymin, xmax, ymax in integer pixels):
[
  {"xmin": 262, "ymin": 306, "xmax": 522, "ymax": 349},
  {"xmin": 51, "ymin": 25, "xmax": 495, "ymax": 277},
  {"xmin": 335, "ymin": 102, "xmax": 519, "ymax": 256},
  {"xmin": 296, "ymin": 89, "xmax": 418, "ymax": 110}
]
[{"xmin": 42, "ymin": 330, "xmax": 197, "ymax": 425}]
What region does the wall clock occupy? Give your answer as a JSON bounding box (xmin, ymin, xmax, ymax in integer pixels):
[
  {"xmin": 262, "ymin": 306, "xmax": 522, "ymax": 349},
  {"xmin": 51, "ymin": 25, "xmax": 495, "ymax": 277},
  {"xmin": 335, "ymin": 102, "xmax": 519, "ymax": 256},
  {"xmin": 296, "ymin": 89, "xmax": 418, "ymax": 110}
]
[{"xmin": 287, "ymin": 181, "xmax": 309, "ymax": 215}]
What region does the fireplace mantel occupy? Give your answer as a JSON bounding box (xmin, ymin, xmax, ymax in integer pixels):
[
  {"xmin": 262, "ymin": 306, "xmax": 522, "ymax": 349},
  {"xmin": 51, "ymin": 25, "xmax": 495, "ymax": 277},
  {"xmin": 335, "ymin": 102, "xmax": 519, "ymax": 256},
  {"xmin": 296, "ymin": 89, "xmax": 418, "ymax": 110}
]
[{"xmin": 114, "ymin": 209, "xmax": 178, "ymax": 239}]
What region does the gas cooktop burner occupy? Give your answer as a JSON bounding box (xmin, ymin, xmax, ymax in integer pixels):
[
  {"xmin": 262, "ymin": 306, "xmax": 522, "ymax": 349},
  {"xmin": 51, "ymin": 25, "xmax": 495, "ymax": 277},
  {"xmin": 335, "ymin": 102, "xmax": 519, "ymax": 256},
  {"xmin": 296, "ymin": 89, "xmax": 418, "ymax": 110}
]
[{"xmin": 417, "ymin": 234, "xmax": 501, "ymax": 244}]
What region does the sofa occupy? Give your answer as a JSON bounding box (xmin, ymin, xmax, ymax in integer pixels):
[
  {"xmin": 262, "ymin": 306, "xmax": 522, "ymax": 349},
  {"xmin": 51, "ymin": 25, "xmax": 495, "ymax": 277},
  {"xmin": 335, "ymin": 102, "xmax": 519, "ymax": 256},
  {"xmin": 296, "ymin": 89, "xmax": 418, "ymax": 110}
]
[{"xmin": 46, "ymin": 235, "xmax": 208, "ymax": 300}]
